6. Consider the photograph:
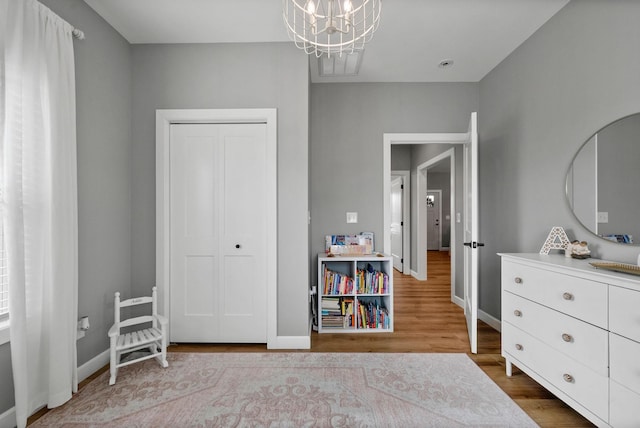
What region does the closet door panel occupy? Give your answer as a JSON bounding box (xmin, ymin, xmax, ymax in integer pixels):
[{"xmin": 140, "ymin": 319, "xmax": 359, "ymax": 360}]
[
  {"xmin": 219, "ymin": 124, "xmax": 267, "ymax": 342},
  {"xmin": 169, "ymin": 125, "xmax": 221, "ymax": 341}
]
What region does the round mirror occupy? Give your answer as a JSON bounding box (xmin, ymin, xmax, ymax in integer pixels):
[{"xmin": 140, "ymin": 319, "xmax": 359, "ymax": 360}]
[{"xmin": 566, "ymin": 113, "xmax": 640, "ymax": 245}]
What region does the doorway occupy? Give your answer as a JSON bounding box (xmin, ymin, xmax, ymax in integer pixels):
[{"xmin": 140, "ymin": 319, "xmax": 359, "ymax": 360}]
[{"xmin": 383, "ymin": 137, "xmax": 461, "ymax": 302}]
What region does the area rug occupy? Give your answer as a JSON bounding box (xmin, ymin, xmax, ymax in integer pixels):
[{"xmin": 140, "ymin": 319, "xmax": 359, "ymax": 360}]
[{"xmin": 31, "ymin": 352, "xmax": 537, "ymax": 427}]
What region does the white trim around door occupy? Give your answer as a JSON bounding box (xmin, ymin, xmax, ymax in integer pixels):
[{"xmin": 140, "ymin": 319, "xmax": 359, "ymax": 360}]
[{"xmin": 156, "ymin": 109, "xmax": 277, "ymax": 349}]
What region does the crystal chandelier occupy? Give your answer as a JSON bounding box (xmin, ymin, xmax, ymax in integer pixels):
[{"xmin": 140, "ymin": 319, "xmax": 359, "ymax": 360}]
[{"xmin": 283, "ymin": 0, "xmax": 382, "ymax": 57}]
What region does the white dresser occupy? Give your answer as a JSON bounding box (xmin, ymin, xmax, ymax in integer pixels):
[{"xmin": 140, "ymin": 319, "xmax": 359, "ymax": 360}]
[{"xmin": 499, "ymin": 253, "xmax": 640, "ymax": 428}]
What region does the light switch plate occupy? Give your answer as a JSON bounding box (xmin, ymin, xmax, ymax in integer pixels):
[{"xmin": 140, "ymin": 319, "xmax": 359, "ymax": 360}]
[
  {"xmin": 597, "ymin": 212, "xmax": 608, "ymax": 223},
  {"xmin": 346, "ymin": 212, "xmax": 358, "ymax": 223}
]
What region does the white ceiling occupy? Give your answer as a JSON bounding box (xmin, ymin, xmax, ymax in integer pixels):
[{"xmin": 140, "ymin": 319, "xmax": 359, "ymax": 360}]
[{"xmin": 83, "ymin": 0, "xmax": 569, "ymax": 83}]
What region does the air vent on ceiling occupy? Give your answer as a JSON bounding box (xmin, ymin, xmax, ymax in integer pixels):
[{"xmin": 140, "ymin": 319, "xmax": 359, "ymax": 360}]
[{"xmin": 318, "ymin": 50, "xmax": 364, "ymax": 76}]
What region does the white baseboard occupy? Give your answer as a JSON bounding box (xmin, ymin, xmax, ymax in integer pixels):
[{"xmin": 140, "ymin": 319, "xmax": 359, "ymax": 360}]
[
  {"xmin": 410, "ymin": 270, "xmax": 419, "ymax": 279},
  {"xmin": 479, "ymin": 310, "xmax": 501, "ymax": 332},
  {"xmin": 452, "ymin": 297, "xmax": 501, "ymax": 332},
  {"xmin": 78, "ymin": 349, "xmax": 110, "ymax": 383},
  {"xmin": 452, "ymin": 295, "xmax": 464, "ymax": 307},
  {"xmin": 0, "ymin": 406, "xmax": 15, "ymax": 428},
  {"xmin": 268, "ymin": 335, "xmax": 311, "ymax": 350}
]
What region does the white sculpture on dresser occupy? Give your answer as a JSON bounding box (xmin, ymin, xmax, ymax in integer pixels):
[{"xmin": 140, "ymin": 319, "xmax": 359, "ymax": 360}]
[
  {"xmin": 540, "ymin": 226, "xmax": 571, "ymax": 255},
  {"xmin": 565, "ymin": 240, "xmax": 591, "ymax": 259}
]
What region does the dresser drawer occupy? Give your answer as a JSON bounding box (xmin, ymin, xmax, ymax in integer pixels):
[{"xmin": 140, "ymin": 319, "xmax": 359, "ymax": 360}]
[
  {"xmin": 610, "ymin": 333, "xmax": 640, "ymax": 396},
  {"xmin": 502, "ymin": 322, "xmax": 609, "ymax": 421},
  {"xmin": 610, "ymin": 380, "xmax": 640, "ymax": 428},
  {"xmin": 610, "ymin": 285, "xmax": 640, "ymax": 343},
  {"xmin": 503, "ymin": 291, "xmax": 608, "ymax": 375},
  {"xmin": 502, "ymin": 260, "xmax": 608, "ymax": 328}
]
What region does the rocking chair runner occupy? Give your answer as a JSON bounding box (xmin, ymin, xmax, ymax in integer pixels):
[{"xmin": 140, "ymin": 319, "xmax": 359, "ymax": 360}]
[{"xmin": 108, "ymin": 286, "xmax": 169, "ymax": 385}]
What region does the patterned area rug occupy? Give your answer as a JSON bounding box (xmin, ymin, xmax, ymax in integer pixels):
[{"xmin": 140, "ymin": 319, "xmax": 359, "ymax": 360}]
[{"xmin": 32, "ymin": 352, "xmax": 537, "ymax": 427}]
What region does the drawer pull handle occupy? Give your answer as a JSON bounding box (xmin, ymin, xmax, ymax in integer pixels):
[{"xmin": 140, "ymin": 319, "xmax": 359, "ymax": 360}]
[
  {"xmin": 562, "ymin": 333, "xmax": 573, "ymax": 343},
  {"xmin": 562, "ymin": 292, "xmax": 574, "ymax": 301},
  {"xmin": 515, "ymin": 344, "xmax": 523, "ymax": 351},
  {"xmin": 563, "ymin": 373, "xmax": 574, "ymax": 383},
  {"xmin": 514, "ymin": 277, "xmax": 523, "ymax": 284},
  {"xmin": 513, "ymin": 310, "xmax": 522, "ymax": 317}
]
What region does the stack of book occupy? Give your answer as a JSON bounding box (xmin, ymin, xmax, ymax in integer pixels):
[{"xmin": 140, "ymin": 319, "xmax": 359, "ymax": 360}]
[
  {"xmin": 355, "ymin": 264, "xmax": 389, "ymax": 294},
  {"xmin": 322, "ymin": 266, "xmax": 354, "ymax": 295},
  {"xmin": 341, "ymin": 297, "xmax": 355, "ymax": 328},
  {"xmin": 321, "ymin": 297, "xmax": 342, "ymax": 328},
  {"xmin": 356, "ymin": 299, "xmax": 390, "ymax": 329}
]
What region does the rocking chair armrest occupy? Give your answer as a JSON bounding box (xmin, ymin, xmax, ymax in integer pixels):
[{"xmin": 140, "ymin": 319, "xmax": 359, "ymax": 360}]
[
  {"xmin": 108, "ymin": 323, "xmax": 120, "ymax": 338},
  {"xmin": 155, "ymin": 314, "xmax": 169, "ymax": 326}
]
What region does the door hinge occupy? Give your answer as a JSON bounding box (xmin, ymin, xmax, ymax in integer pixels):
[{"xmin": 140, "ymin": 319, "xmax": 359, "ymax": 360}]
[
  {"xmin": 401, "ymin": 258, "xmax": 404, "ymax": 263},
  {"xmin": 400, "ymin": 221, "xmax": 403, "ymax": 226},
  {"xmin": 401, "ymin": 184, "xmax": 404, "ymax": 189}
]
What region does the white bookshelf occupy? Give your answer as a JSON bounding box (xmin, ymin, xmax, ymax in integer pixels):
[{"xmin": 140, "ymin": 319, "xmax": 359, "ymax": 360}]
[{"xmin": 317, "ymin": 254, "xmax": 393, "ymax": 333}]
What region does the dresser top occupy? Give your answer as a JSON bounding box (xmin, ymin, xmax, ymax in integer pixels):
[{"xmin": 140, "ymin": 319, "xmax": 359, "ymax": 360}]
[{"xmin": 498, "ymin": 253, "xmax": 640, "ymax": 291}]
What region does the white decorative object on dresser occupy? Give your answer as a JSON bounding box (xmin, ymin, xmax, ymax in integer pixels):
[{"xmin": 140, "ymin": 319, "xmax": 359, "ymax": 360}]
[{"xmin": 499, "ymin": 253, "xmax": 640, "ymax": 428}]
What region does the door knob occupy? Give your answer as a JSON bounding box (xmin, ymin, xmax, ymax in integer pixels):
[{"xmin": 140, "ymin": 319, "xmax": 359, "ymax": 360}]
[{"xmin": 235, "ymin": 244, "xmax": 241, "ymax": 249}]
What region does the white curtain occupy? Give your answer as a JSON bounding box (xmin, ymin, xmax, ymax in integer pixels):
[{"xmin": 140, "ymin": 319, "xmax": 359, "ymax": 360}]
[{"xmin": 1, "ymin": 0, "xmax": 79, "ymax": 427}]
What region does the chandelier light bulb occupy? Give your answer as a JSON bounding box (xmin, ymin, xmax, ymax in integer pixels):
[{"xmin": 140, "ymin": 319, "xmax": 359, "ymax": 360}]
[{"xmin": 283, "ymin": 0, "xmax": 382, "ymax": 57}]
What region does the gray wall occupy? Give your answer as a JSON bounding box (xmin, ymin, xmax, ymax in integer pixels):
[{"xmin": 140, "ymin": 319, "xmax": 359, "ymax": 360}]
[
  {"xmin": 0, "ymin": 345, "xmax": 13, "ymax": 418},
  {"xmin": 310, "ymin": 83, "xmax": 478, "ymax": 284},
  {"xmin": 0, "ymin": 0, "xmax": 133, "ymax": 416},
  {"xmin": 391, "ymin": 145, "xmax": 411, "ymax": 170},
  {"xmin": 130, "ymin": 43, "xmax": 310, "ymax": 336},
  {"xmin": 478, "ymin": 0, "xmax": 640, "ymax": 319}
]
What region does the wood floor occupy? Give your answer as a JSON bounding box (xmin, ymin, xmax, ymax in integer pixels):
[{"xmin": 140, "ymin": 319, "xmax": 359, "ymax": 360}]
[{"xmin": 30, "ymin": 251, "xmax": 594, "ymax": 426}]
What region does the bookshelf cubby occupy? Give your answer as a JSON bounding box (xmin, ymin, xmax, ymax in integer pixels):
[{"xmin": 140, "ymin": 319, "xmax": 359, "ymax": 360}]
[{"xmin": 317, "ymin": 254, "xmax": 393, "ymax": 333}]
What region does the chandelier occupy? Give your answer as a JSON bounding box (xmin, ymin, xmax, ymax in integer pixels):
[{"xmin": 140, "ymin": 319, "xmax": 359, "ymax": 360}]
[{"xmin": 283, "ymin": 0, "xmax": 382, "ymax": 57}]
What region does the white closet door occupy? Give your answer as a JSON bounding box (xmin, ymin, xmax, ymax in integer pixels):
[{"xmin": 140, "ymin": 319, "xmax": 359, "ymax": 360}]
[
  {"xmin": 169, "ymin": 123, "xmax": 267, "ymax": 343},
  {"xmin": 218, "ymin": 124, "xmax": 267, "ymax": 342}
]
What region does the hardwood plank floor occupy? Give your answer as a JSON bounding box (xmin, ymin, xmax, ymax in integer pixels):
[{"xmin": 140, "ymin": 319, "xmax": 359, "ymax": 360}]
[{"xmin": 29, "ymin": 251, "xmax": 594, "ymax": 426}]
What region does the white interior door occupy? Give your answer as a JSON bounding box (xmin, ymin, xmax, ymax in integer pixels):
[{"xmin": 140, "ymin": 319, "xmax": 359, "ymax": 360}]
[
  {"xmin": 169, "ymin": 123, "xmax": 267, "ymax": 343},
  {"xmin": 426, "ymin": 190, "xmax": 442, "ymax": 251},
  {"xmin": 390, "ymin": 176, "xmax": 404, "ymax": 271},
  {"xmin": 463, "ymin": 112, "xmax": 480, "ymax": 354}
]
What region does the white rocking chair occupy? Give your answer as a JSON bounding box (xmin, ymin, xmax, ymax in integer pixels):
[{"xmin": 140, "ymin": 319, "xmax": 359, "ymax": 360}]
[{"xmin": 108, "ymin": 286, "xmax": 169, "ymax": 385}]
